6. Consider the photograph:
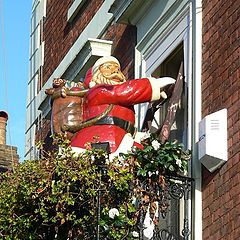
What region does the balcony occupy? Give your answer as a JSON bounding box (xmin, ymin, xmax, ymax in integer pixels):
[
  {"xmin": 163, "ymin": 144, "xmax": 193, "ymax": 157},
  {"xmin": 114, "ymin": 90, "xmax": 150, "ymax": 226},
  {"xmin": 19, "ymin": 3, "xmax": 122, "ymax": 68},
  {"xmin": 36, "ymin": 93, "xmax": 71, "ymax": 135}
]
[{"xmin": 95, "ymin": 172, "xmax": 194, "ymax": 240}]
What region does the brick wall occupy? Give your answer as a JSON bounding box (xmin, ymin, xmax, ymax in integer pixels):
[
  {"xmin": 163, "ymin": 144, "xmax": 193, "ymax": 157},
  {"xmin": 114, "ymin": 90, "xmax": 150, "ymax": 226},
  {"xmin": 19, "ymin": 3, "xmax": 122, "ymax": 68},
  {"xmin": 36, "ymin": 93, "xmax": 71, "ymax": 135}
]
[
  {"xmin": 43, "ymin": 0, "xmax": 136, "ymax": 84},
  {"xmin": 35, "ymin": 118, "xmax": 54, "ymax": 153},
  {"xmin": 43, "ymin": 0, "xmax": 104, "ymax": 84},
  {"xmin": 0, "ymin": 144, "xmax": 19, "ymax": 171},
  {"xmin": 103, "ymin": 23, "xmax": 136, "ymax": 80},
  {"xmin": 202, "ymin": 0, "xmax": 240, "ymax": 239}
]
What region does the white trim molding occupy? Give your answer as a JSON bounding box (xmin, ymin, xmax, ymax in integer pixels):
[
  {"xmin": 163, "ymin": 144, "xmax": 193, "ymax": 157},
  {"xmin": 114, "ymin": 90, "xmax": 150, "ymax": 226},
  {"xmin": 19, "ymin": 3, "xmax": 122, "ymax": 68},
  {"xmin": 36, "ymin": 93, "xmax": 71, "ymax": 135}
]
[
  {"xmin": 109, "ymin": 0, "xmax": 155, "ymax": 25},
  {"xmin": 62, "ymin": 38, "xmax": 113, "ymax": 82},
  {"xmin": 135, "ymin": 0, "xmax": 190, "ymax": 130},
  {"xmin": 133, "ymin": 1, "xmax": 203, "ymax": 239},
  {"xmin": 67, "ymin": 0, "xmax": 87, "ymax": 22},
  {"xmin": 190, "ymin": 0, "xmax": 203, "ymax": 239}
]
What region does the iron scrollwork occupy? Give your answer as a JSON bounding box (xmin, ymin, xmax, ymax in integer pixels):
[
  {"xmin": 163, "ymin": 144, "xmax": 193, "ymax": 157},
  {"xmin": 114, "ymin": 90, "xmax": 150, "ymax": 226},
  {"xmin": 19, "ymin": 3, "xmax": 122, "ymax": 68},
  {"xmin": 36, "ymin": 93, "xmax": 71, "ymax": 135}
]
[
  {"xmin": 136, "ymin": 175, "xmax": 193, "ymax": 240},
  {"xmin": 95, "ymin": 171, "xmax": 193, "ymax": 240}
]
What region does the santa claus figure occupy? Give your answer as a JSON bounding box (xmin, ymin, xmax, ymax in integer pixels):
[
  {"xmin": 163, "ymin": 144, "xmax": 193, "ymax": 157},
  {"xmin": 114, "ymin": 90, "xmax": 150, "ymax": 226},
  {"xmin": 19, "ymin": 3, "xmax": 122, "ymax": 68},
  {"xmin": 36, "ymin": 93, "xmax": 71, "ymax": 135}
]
[{"xmin": 69, "ymin": 56, "xmax": 175, "ymax": 158}]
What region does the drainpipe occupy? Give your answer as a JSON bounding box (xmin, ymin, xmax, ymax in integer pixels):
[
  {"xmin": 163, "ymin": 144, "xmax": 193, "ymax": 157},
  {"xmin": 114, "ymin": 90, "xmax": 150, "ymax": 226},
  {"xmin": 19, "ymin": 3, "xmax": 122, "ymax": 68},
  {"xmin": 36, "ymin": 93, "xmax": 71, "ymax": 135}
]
[
  {"xmin": 0, "ymin": 111, "xmax": 8, "ymax": 145},
  {"xmin": 191, "ymin": 0, "xmax": 203, "ymax": 239}
]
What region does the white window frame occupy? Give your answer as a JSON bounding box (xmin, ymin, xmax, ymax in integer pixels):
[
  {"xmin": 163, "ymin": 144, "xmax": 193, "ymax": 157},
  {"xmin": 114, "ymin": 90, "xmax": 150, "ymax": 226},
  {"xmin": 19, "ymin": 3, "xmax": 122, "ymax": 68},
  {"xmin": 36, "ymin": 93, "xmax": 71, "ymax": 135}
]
[
  {"xmin": 134, "ymin": 4, "xmax": 195, "ymax": 238},
  {"xmin": 134, "ymin": 1, "xmax": 203, "ymax": 238},
  {"xmin": 135, "ymin": 8, "xmax": 191, "ymax": 148},
  {"xmin": 67, "ymin": 0, "xmax": 87, "ymax": 22},
  {"xmin": 25, "ymin": 0, "xmax": 47, "ymax": 160}
]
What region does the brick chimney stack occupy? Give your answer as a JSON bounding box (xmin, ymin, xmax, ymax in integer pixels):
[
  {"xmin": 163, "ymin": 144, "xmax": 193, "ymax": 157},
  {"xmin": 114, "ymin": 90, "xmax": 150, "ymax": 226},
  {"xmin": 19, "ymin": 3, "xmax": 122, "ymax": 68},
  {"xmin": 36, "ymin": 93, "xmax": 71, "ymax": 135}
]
[
  {"xmin": 0, "ymin": 111, "xmax": 8, "ymax": 145},
  {"xmin": 0, "ymin": 111, "xmax": 19, "ymax": 171}
]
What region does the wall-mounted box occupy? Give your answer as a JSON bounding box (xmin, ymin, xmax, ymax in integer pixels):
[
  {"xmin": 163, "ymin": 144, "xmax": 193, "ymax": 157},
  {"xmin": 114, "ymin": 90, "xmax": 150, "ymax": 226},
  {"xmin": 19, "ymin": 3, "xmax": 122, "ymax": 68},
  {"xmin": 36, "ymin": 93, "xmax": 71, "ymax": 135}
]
[{"xmin": 198, "ymin": 109, "xmax": 228, "ymax": 172}]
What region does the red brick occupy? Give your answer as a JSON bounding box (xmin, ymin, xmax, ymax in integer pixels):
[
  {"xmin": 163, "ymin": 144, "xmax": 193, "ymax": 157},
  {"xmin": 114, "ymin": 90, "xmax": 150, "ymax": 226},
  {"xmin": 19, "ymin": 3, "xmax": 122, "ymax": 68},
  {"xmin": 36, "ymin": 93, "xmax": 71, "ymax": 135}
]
[
  {"xmin": 202, "ymin": 0, "xmax": 240, "ymax": 238},
  {"xmin": 43, "ymin": 0, "xmax": 105, "ymax": 84}
]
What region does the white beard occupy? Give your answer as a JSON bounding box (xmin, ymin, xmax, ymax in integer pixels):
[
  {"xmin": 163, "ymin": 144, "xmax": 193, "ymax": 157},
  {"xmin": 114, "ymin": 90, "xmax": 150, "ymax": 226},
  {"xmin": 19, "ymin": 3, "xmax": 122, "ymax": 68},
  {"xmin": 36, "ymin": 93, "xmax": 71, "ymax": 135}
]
[{"xmin": 92, "ymin": 71, "xmax": 126, "ymax": 85}]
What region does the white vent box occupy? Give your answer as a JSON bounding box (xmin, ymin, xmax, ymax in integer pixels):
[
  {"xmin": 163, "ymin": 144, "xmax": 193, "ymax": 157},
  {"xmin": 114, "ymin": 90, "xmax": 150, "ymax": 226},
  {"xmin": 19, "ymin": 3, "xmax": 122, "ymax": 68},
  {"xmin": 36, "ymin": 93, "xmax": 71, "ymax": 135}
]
[{"xmin": 198, "ymin": 109, "xmax": 228, "ymax": 172}]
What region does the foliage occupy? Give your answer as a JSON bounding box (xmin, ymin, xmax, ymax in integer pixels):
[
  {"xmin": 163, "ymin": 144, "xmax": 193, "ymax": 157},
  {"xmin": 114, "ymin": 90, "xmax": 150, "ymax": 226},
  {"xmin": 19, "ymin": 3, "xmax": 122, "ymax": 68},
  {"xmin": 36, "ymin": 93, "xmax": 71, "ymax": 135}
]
[
  {"xmin": 130, "ymin": 132, "xmax": 190, "ymax": 179},
  {"xmin": 0, "ymin": 134, "xmax": 190, "ymax": 239}
]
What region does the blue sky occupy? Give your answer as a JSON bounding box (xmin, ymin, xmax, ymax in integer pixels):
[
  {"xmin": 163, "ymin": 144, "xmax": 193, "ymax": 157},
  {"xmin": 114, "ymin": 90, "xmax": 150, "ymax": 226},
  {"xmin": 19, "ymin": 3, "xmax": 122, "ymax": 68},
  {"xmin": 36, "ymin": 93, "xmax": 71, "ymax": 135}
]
[{"xmin": 0, "ymin": 1, "xmax": 32, "ymax": 161}]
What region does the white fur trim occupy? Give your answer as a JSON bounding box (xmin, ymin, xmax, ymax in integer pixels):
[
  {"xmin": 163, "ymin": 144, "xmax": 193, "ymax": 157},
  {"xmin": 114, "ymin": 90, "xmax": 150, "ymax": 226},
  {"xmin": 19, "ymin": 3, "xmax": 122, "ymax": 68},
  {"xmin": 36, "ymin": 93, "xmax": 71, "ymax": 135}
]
[
  {"xmin": 89, "ymin": 81, "xmax": 96, "ymax": 88},
  {"xmin": 92, "ymin": 56, "xmax": 120, "ymax": 75},
  {"xmin": 109, "ymin": 133, "xmax": 134, "ymax": 161},
  {"xmin": 71, "ymin": 133, "xmax": 134, "ymax": 161},
  {"xmin": 71, "ymin": 146, "xmax": 86, "ymax": 156},
  {"xmin": 148, "ymin": 77, "xmax": 175, "ymax": 101},
  {"xmin": 134, "ymin": 131, "xmax": 146, "ymax": 143}
]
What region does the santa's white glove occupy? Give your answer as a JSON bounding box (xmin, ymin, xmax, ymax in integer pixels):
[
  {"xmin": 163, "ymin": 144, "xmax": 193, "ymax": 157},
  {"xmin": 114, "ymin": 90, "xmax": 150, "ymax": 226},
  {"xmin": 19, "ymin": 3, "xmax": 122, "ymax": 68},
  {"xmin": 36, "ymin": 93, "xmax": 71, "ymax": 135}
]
[{"xmin": 148, "ymin": 77, "xmax": 175, "ymax": 101}]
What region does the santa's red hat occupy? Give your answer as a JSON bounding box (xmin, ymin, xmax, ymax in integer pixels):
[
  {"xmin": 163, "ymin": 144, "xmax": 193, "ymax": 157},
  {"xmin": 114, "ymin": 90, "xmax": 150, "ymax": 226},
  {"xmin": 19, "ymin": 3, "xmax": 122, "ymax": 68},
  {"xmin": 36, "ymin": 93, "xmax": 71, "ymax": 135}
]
[{"xmin": 83, "ymin": 67, "xmax": 94, "ymax": 89}]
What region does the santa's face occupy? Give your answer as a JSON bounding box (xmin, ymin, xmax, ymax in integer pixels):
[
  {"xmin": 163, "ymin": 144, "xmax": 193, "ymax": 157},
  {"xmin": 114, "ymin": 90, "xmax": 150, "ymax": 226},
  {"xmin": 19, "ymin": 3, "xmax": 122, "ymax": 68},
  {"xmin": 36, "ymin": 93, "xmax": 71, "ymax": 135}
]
[{"xmin": 98, "ymin": 61, "xmax": 126, "ymax": 84}]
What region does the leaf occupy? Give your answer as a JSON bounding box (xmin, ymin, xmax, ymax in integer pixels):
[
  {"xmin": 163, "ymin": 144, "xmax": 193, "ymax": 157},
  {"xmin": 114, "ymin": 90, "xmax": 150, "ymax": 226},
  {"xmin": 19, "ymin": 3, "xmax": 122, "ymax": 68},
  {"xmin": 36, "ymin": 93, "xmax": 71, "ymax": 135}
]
[{"xmin": 137, "ymin": 169, "xmax": 147, "ymax": 177}]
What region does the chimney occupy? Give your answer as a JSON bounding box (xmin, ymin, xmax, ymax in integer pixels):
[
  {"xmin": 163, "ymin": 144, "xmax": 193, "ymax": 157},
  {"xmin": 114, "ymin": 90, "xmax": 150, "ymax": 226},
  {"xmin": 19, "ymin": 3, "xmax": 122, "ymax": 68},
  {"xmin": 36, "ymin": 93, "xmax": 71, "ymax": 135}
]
[{"xmin": 0, "ymin": 111, "xmax": 8, "ymax": 145}]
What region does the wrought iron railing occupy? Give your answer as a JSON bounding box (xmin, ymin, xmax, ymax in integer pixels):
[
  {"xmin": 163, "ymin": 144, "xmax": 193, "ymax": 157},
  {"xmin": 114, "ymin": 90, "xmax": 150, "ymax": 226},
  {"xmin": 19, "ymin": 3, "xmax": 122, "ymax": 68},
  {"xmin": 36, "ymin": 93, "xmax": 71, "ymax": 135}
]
[
  {"xmin": 42, "ymin": 168, "xmax": 193, "ymax": 239},
  {"xmin": 139, "ymin": 175, "xmax": 193, "ymax": 240},
  {"xmin": 96, "ymin": 173, "xmax": 194, "ymax": 240}
]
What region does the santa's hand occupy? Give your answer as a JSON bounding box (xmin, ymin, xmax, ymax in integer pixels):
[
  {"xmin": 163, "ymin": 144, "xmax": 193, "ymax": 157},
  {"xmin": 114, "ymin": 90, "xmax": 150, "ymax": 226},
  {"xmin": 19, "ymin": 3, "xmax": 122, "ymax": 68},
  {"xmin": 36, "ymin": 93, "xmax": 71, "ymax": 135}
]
[
  {"xmin": 160, "ymin": 83, "xmax": 175, "ymax": 99},
  {"xmin": 160, "ymin": 91, "xmax": 167, "ymax": 99},
  {"xmin": 148, "ymin": 77, "xmax": 175, "ymax": 102}
]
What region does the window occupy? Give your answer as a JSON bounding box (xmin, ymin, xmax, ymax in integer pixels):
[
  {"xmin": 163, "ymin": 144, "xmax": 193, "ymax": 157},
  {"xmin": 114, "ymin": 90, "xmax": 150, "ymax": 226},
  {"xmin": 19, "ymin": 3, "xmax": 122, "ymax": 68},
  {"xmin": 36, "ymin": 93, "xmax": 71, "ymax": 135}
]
[
  {"xmin": 37, "ymin": 66, "xmax": 43, "ymax": 93},
  {"xmin": 134, "ymin": 3, "xmax": 192, "ymax": 237},
  {"xmin": 135, "ymin": 5, "xmax": 191, "ymax": 147},
  {"xmin": 148, "ymin": 43, "xmax": 186, "ymax": 143},
  {"xmin": 140, "ymin": 44, "xmax": 189, "ymax": 238}
]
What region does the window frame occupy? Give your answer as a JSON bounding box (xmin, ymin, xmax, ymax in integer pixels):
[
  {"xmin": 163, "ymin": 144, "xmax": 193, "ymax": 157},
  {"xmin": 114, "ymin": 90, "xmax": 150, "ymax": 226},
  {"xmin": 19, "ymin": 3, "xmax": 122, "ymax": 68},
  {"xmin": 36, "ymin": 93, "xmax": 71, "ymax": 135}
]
[
  {"xmin": 133, "ymin": 5, "xmax": 193, "ymax": 237},
  {"xmin": 67, "ymin": 0, "xmax": 87, "ymax": 22},
  {"xmin": 135, "ymin": 7, "xmax": 191, "ymax": 149}
]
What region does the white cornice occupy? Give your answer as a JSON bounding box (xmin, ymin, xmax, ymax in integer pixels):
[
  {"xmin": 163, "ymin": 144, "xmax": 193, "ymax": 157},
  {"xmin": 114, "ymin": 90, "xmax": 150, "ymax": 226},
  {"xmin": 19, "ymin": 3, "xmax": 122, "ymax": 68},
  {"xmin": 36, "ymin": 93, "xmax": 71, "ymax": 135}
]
[
  {"xmin": 109, "ymin": 0, "xmax": 133, "ymax": 24},
  {"xmin": 109, "ymin": 0, "xmax": 154, "ymax": 25},
  {"xmin": 137, "ymin": 0, "xmax": 190, "ymax": 56},
  {"xmin": 62, "ymin": 38, "xmax": 113, "ymax": 82}
]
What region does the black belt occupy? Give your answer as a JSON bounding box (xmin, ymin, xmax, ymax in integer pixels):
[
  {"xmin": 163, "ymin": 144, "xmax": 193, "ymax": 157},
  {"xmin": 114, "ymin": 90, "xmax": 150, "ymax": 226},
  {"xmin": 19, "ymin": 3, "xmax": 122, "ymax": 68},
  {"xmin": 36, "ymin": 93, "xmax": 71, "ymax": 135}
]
[{"xmin": 94, "ymin": 116, "xmax": 136, "ymax": 136}]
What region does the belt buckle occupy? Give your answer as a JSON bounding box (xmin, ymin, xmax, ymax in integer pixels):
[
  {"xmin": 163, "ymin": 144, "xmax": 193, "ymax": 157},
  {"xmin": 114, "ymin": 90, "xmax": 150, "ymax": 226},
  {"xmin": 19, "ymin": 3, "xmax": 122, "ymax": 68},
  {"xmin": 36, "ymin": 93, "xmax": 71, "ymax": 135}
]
[
  {"xmin": 126, "ymin": 123, "xmax": 131, "ymax": 134},
  {"xmin": 126, "ymin": 123, "xmax": 136, "ymax": 136}
]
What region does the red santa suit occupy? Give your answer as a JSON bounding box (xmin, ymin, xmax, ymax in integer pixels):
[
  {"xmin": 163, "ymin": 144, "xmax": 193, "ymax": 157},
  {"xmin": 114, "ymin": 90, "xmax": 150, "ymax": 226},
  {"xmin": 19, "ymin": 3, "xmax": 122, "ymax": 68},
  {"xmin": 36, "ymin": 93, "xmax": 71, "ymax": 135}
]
[{"xmin": 70, "ymin": 76, "xmax": 175, "ymax": 157}]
